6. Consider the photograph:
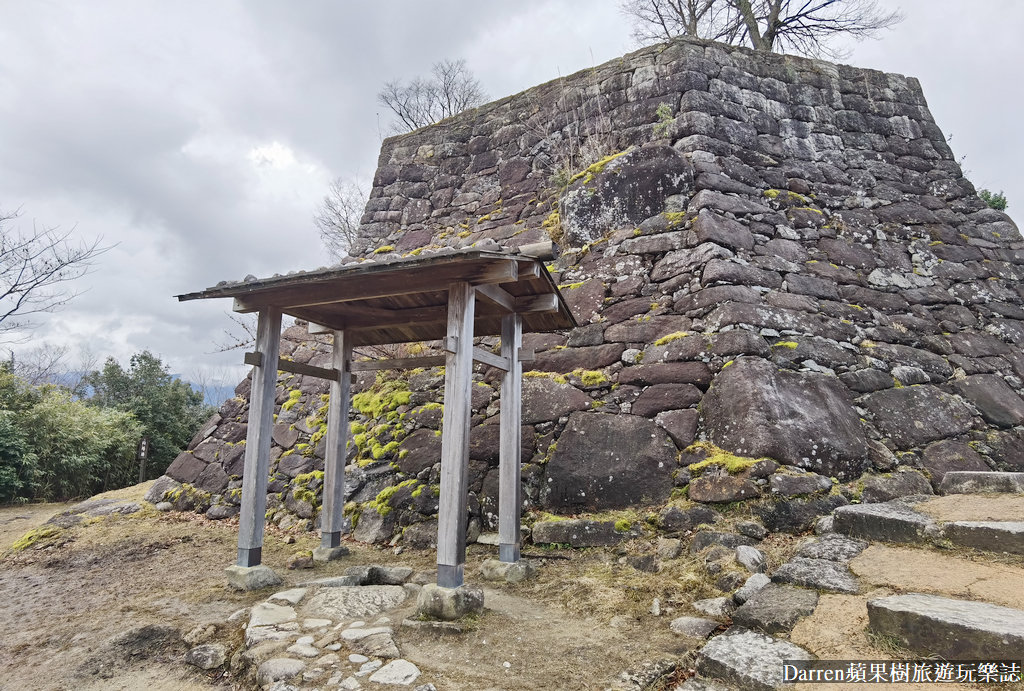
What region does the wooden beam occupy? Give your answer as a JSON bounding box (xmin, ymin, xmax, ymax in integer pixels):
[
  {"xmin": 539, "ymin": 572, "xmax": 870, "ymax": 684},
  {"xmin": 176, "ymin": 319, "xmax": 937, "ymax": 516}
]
[
  {"xmin": 473, "ymin": 347, "xmax": 509, "ymax": 372},
  {"xmin": 436, "ymin": 282, "xmax": 474, "ymax": 588},
  {"xmin": 475, "ymin": 283, "xmax": 516, "ymax": 312},
  {"xmin": 499, "ymin": 313, "xmax": 523, "ymax": 563},
  {"xmin": 320, "ymin": 330, "xmax": 352, "ymax": 549},
  {"xmin": 350, "ymin": 355, "xmax": 446, "ymax": 371},
  {"xmin": 236, "ymin": 307, "xmax": 282, "ymax": 567},
  {"xmin": 244, "ymin": 352, "xmax": 339, "ymax": 381},
  {"xmin": 232, "ymin": 259, "xmax": 518, "ymax": 313},
  {"xmin": 515, "ymin": 293, "xmax": 559, "ymax": 313}
]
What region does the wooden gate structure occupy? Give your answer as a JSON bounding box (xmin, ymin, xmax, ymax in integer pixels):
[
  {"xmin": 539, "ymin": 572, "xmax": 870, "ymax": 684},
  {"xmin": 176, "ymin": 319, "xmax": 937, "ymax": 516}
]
[{"xmin": 178, "ymin": 249, "xmax": 575, "ymax": 588}]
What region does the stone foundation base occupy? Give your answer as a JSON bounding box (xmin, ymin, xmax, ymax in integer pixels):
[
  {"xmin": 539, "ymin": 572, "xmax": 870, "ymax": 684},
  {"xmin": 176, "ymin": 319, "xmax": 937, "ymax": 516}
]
[
  {"xmin": 312, "ymin": 545, "xmax": 350, "ymax": 563},
  {"xmin": 480, "ymin": 558, "xmax": 537, "ymax": 583},
  {"xmin": 416, "ymin": 583, "xmax": 484, "ymax": 621},
  {"xmin": 225, "ymin": 564, "xmax": 282, "ymax": 591}
]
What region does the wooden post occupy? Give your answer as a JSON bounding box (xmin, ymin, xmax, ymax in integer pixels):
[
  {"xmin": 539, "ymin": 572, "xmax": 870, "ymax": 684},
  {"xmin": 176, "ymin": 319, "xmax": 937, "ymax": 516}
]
[
  {"xmin": 236, "ymin": 307, "xmax": 282, "ymax": 567},
  {"xmin": 436, "ymin": 282, "xmax": 475, "ymax": 588},
  {"xmin": 320, "ymin": 329, "xmax": 352, "ymax": 549},
  {"xmin": 498, "ymin": 313, "xmax": 523, "ymax": 563}
]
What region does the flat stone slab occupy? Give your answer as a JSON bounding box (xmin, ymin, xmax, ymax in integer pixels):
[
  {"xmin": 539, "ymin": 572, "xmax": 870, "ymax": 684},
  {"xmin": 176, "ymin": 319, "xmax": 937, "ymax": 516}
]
[
  {"xmin": 833, "ymin": 502, "xmax": 938, "ymax": 544},
  {"xmin": 944, "ymin": 521, "xmax": 1024, "ymax": 555},
  {"xmin": 301, "ymin": 585, "xmax": 408, "ymax": 620},
  {"xmin": 867, "ymin": 593, "xmax": 1024, "ymax": 660},
  {"xmin": 670, "ymin": 616, "xmax": 721, "ymax": 638},
  {"xmin": 732, "ymin": 584, "xmax": 819, "ymax": 634},
  {"xmin": 697, "ymin": 628, "xmax": 813, "ymax": 690},
  {"xmin": 248, "ymin": 602, "xmax": 297, "ymax": 627},
  {"xmin": 795, "ymin": 534, "xmax": 868, "ymax": 562},
  {"xmin": 368, "ymin": 659, "xmax": 421, "ymax": 685},
  {"xmin": 268, "ymin": 588, "xmax": 308, "ymax": 605},
  {"xmin": 940, "ymin": 471, "xmax": 1024, "ymax": 495},
  {"xmin": 771, "ymin": 557, "xmax": 859, "ymax": 594}
]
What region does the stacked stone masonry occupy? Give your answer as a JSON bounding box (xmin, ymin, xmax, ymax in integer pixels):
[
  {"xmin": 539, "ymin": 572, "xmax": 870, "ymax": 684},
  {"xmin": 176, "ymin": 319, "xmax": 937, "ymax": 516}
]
[{"xmin": 156, "ymin": 37, "xmax": 1024, "ymax": 544}]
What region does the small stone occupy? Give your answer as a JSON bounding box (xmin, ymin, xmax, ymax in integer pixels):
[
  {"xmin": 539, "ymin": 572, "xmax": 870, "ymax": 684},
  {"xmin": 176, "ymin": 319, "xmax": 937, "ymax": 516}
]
[
  {"xmin": 313, "ymin": 545, "xmax": 351, "ymax": 563},
  {"xmin": 326, "ymin": 643, "xmax": 342, "ymax": 651},
  {"xmin": 155, "ymin": 501, "xmax": 173, "ymax": 511},
  {"xmin": 733, "ymin": 573, "xmax": 771, "ymax": 604},
  {"xmin": 669, "ymin": 616, "xmax": 720, "ymax": 638},
  {"xmin": 814, "ymin": 516, "xmax": 834, "ymax": 535},
  {"xmin": 287, "ymin": 641, "xmax": 320, "ymax": 658},
  {"xmin": 303, "ymin": 618, "xmax": 332, "ymax": 630},
  {"xmin": 339, "ymin": 676, "xmax": 361, "ymax": 690},
  {"xmin": 357, "ymin": 660, "xmax": 383, "ymax": 677},
  {"xmin": 651, "ymin": 598, "xmax": 661, "ymax": 616},
  {"xmin": 184, "ymin": 643, "xmax": 226, "ymax": 670},
  {"xmin": 225, "ymin": 564, "xmax": 282, "ymax": 591},
  {"xmin": 657, "ymin": 537, "xmax": 683, "ymax": 560},
  {"xmin": 368, "ymin": 659, "xmax": 421, "ymax": 686},
  {"xmin": 349, "ymin": 654, "xmax": 370, "ymax": 664},
  {"xmin": 736, "ymin": 521, "xmax": 768, "ymax": 540},
  {"xmin": 691, "ymin": 596, "xmax": 736, "ymax": 618},
  {"xmin": 319, "ymin": 653, "xmax": 340, "ymax": 666},
  {"xmin": 735, "ymin": 545, "xmax": 766, "ymax": 573},
  {"xmin": 288, "ymin": 551, "xmax": 315, "ymax": 569},
  {"xmin": 256, "ymin": 658, "xmax": 306, "ymax": 686}
]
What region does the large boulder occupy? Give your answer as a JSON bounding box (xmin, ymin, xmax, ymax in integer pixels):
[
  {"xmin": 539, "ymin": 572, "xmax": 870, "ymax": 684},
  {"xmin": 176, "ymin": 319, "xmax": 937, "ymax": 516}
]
[
  {"xmin": 864, "ymin": 385, "xmax": 975, "ymax": 448},
  {"xmin": 951, "ymin": 375, "xmax": 1024, "ymax": 428},
  {"xmin": 560, "ymin": 145, "xmax": 694, "ymax": 246},
  {"xmin": 701, "ymin": 357, "xmax": 869, "ymax": 479},
  {"xmin": 542, "ymin": 412, "xmax": 677, "ymax": 511}
]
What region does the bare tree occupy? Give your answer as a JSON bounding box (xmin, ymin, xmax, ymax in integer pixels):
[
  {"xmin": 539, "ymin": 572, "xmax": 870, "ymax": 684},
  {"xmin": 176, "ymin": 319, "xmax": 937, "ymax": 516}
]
[
  {"xmin": 623, "ymin": 0, "xmax": 744, "ymax": 45},
  {"xmin": 0, "ymin": 208, "xmax": 109, "ymax": 343},
  {"xmin": 4, "ymin": 342, "xmax": 98, "ymax": 393},
  {"xmin": 622, "ymin": 0, "xmax": 902, "ymax": 58},
  {"xmin": 313, "ymin": 178, "xmax": 367, "ymax": 260},
  {"xmin": 213, "ymin": 312, "xmax": 259, "ymax": 352},
  {"xmin": 378, "ymin": 59, "xmax": 487, "ymax": 133}
]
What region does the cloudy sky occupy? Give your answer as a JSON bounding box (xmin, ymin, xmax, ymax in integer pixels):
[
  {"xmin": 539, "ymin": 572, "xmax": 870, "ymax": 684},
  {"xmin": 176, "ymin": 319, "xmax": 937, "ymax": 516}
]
[{"xmin": 2, "ymin": 0, "xmax": 1021, "ymax": 389}]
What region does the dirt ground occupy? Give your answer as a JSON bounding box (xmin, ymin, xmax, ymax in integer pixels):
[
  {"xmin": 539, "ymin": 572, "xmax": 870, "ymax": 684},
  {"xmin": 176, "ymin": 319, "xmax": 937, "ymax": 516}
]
[
  {"xmin": 0, "ymin": 485, "xmax": 714, "ymax": 691},
  {"xmin": 6, "ymin": 486, "xmax": 1023, "ymax": 691}
]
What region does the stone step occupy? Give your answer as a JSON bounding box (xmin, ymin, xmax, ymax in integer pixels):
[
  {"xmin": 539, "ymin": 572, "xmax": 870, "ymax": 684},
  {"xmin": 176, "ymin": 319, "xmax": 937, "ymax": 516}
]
[
  {"xmin": 867, "ymin": 593, "xmax": 1024, "ymax": 660},
  {"xmin": 832, "ymin": 502, "xmax": 938, "ymax": 544},
  {"xmin": 696, "ymin": 628, "xmax": 813, "ymax": 690},
  {"xmin": 940, "ymin": 471, "xmax": 1024, "ymax": 495},
  {"xmin": 944, "ymin": 521, "xmax": 1024, "ymax": 555}
]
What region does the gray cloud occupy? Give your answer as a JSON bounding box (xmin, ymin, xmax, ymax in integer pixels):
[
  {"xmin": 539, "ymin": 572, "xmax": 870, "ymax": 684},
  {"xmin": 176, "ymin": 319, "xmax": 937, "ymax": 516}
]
[{"xmin": 1, "ymin": 0, "xmax": 1019, "ymax": 385}]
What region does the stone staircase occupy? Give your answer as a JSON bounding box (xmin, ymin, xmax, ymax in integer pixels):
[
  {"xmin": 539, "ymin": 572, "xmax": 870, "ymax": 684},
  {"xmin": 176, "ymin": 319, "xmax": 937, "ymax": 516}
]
[{"xmin": 677, "ymin": 472, "xmax": 1024, "ymax": 690}]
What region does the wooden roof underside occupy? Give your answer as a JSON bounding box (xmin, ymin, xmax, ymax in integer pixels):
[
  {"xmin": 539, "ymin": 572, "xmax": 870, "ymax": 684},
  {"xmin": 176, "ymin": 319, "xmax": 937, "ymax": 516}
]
[{"xmin": 177, "ymin": 251, "xmax": 576, "ymax": 346}]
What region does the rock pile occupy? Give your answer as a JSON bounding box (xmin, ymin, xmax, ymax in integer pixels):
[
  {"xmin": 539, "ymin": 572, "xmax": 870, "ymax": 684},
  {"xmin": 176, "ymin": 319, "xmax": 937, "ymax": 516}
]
[{"xmin": 152, "ymin": 36, "xmax": 1022, "ymax": 550}]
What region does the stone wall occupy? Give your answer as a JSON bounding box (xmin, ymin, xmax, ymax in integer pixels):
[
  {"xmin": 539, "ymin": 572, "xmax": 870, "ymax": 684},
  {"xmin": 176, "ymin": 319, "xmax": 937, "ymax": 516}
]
[{"xmin": 152, "ymin": 37, "xmax": 1024, "ymax": 544}]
